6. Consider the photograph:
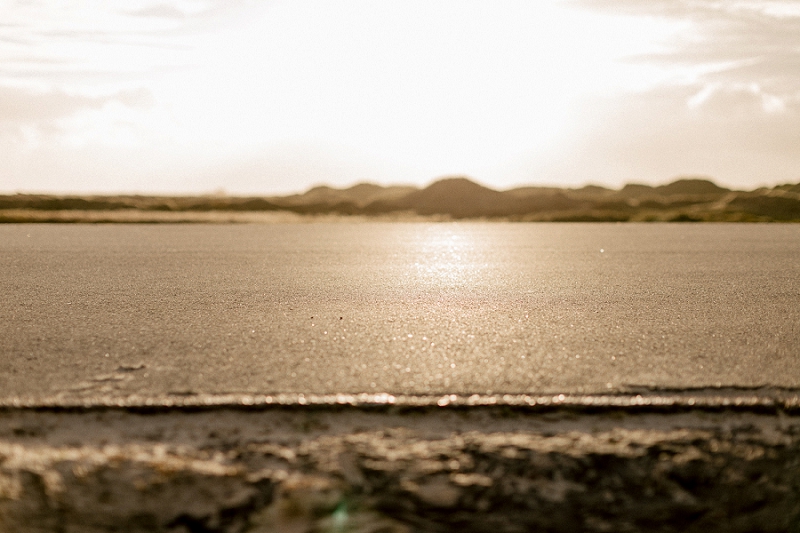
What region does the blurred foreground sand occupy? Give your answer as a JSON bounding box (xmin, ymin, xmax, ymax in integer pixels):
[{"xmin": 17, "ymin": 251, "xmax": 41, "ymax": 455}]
[{"xmin": 1, "ymin": 404, "xmax": 799, "ymax": 533}]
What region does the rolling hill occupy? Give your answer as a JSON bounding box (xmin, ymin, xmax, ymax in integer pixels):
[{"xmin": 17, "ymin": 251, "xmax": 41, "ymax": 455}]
[{"xmin": 2, "ymin": 176, "xmax": 799, "ymax": 222}]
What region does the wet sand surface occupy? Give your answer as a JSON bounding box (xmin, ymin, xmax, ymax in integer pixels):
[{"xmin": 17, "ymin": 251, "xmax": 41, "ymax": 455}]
[{"xmin": 2, "ymin": 222, "xmax": 800, "ymax": 532}]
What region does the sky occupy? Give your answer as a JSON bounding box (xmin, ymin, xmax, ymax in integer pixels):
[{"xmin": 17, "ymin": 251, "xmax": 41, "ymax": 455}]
[{"xmin": 1, "ymin": 0, "xmax": 799, "ymax": 195}]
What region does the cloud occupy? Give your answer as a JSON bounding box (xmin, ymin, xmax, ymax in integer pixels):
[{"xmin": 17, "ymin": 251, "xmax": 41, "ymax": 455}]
[
  {"xmin": 0, "ymin": 0, "xmax": 261, "ymax": 90},
  {"xmin": 686, "ymin": 82, "xmax": 790, "ymax": 114},
  {"xmin": 571, "ymin": 0, "xmax": 800, "ymax": 19},
  {"xmin": 574, "ymin": 0, "xmax": 800, "ymax": 107},
  {"xmin": 0, "ymin": 87, "xmax": 106, "ymax": 122},
  {"xmin": 0, "ymin": 85, "xmax": 157, "ymax": 154},
  {"xmin": 0, "ymin": 1, "xmax": 221, "ymax": 87},
  {"xmin": 0, "ymin": 86, "xmax": 154, "ymax": 123},
  {"xmin": 520, "ymin": 83, "xmax": 800, "ymax": 189},
  {"xmin": 126, "ymin": 4, "xmax": 190, "ymax": 19},
  {"xmin": 506, "ymin": 1, "xmax": 800, "ymax": 189}
]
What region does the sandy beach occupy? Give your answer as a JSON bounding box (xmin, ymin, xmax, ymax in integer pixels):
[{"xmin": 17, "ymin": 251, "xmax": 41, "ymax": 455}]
[
  {"xmin": 4, "ymin": 0, "xmax": 800, "ymax": 529},
  {"xmin": 2, "ymin": 222, "xmax": 800, "ymax": 531}
]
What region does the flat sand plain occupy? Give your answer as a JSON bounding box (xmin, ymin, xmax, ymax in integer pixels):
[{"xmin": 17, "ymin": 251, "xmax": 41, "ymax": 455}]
[
  {"xmin": 0, "ymin": 209, "xmax": 448, "ymax": 223},
  {"xmin": 2, "ymin": 222, "xmax": 799, "ymax": 400}
]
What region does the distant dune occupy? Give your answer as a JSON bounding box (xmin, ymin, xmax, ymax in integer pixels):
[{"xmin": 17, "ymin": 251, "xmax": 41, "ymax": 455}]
[
  {"xmin": 276, "ymin": 183, "xmax": 417, "ymax": 208},
  {"xmin": 3, "ymin": 177, "xmax": 800, "ymax": 222}
]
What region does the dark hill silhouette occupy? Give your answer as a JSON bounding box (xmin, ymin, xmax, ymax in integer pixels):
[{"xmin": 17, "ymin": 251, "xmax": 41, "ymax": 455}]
[
  {"xmin": 275, "ymin": 183, "xmax": 416, "ymax": 208},
  {"xmin": 574, "ymin": 184, "xmax": 614, "ymax": 196},
  {"xmin": 506, "ymin": 186, "xmax": 563, "ymax": 197},
  {"xmin": 655, "ymin": 178, "xmax": 730, "ymax": 196},
  {"xmin": 617, "ymin": 183, "xmax": 655, "ymax": 198},
  {"xmin": 614, "ymin": 179, "xmax": 730, "ymax": 200},
  {"xmin": 387, "ymin": 177, "xmax": 513, "ymax": 218},
  {"xmin": 368, "ymin": 177, "xmax": 588, "ymax": 218},
  {"xmin": 3, "ymin": 176, "xmax": 799, "ymax": 222},
  {"xmin": 726, "ymin": 192, "xmax": 800, "ymax": 221}
]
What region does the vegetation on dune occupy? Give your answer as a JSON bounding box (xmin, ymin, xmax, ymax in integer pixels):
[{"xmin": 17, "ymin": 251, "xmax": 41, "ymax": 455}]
[{"xmin": 2, "ymin": 177, "xmax": 800, "ymax": 222}]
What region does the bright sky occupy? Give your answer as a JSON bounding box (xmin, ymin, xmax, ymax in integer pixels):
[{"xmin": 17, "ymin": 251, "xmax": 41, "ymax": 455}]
[{"xmin": 1, "ymin": 0, "xmax": 799, "ymax": 194}]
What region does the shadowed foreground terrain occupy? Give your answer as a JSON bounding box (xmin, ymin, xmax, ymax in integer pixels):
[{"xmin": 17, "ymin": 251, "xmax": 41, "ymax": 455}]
[
  {"xmin": 3, "ymin": 177, "xmax": 800, "ymax": 222},
  {"xmin": 2, "ymin": 402, "xmax": 800, "ymax": 533}
]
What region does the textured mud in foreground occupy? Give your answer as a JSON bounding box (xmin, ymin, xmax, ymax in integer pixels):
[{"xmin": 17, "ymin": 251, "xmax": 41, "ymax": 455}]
[{"xmin": 1, "ymin": 404, "xmax": 799, "ymax": 533}]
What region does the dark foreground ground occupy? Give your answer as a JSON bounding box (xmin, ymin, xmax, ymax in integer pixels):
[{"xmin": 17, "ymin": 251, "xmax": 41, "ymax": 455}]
[{"xmin": 2, "ymin": 398, "xmax": 800, "ymax": 533}]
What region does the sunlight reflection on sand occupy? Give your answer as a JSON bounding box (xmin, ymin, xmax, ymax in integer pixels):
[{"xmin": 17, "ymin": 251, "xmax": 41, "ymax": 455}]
[{"xmin": 411, "ymin": 226, "xmax": 483, "ymax": 286}]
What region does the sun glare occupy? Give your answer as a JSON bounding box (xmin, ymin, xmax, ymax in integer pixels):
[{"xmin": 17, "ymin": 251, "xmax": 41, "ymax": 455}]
[
  {"xmin": 405, "ymin": 225, "xmax": 492, "ymax": 290},
  {"xmin": 12, "ymin": 0, "xmax": 776, "ymax": 194},
  {"xmin": 148, "ymin": 0, "xmax": 683, "ymax": 187}
]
